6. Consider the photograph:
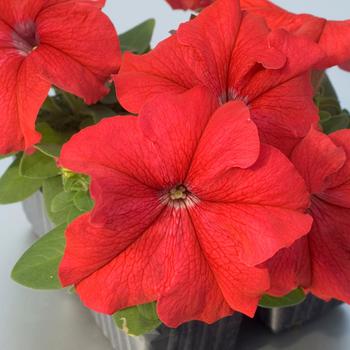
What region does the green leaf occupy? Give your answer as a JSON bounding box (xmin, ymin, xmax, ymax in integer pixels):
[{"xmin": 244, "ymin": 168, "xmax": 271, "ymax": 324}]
[
  {"xmin": 319, "ymin": 110, "xmax": 332, "ymax": 123},
  {"xmin": 51, "ymin": 191, "xmax": 75, "ymax": 213},
  {"xmin": 0, "ymin": 157, "xmax": 42, "ymax": 204},
  {"xmin": 73, "ymin": 191, "xmax": 94, "ymax": 212},
  {"xmin": 88, "ymin": 105, "xmax": 117, "ymax": 123},
  {"xmin": 11, "ymin": 224, "xmax": 66, "ymax": 290},
  {"xmin": 119, "ymin": 19, "xmax": 156, "ymax": 54},
  {"xmin": 36, "ymin": 122, "xmax": 70, "ymax": 145},
  {"xmin": 62, "ymin": 170, "xmax": 90, "ymax": 192},
  {"xmin": 318, "ymin": 97, "xmax": 342, "ymax": 116},
  {"xmin": 113, "ymin": 302, "xmax": 161, "ymax": 336},
  {"xmin": 43, "ymin": 176, "xmax": 67, "ymax": 225},
  {"xmin": 34, "ymin": 123, "xmax": 70, "ymax": 158},
  {"xmin": 320, "ymin": 74, "xmax": 339, "ymax": 102},
  {"xmin": 322, "ymin": 112, "xmax": 350, "ymax": 134},
  {"xmin": 259, "ymin": 288, "xmax": 306, "ymax": 308},
  {"xmin": 101, "ymin": 85, "xmax": 117, "ymax": 105},
  {"xmin": 67, "ymin": 205, "xmax": 83, "ymax": 222},
  {"xmin": 61, "ymin": 91, "xmax": 87, "ymax": 114},
  {"xmin": 35, "ymin": 144, "xmax": 62, "ymax": 158},
  {"xmin": 41, "ymin": 96, "xmax": 64, "ymax": 115},
  {"xmin": 20, "ymin": 151, "xmax": 60, "ymax": 179},
  {"xmin": 79, "ymin": 117, "xmax": 95, "ymax": 129}
]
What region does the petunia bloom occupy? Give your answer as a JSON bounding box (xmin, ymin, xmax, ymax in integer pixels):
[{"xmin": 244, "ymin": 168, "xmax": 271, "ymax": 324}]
[
  {"xmin": 0, "ymin": 0, "xmax": 121, "ymax": 154},
  {"xmin": 115, "ymin": 0, "xmax": 325, "ymax": 155},
  {"xmin": 166, "ymin": 0, "xmax": 214, "ymax": 10},
  {"xmin": 241, "ymin": 0, "xmax": 350, "ymax": 70},
  {"xmin": 266, "ymin": 128, "xmax": 350, "ymax": 303},
  {"xmin": 58, "ymin": 87, "xmax": 312, "ymax": 327}
]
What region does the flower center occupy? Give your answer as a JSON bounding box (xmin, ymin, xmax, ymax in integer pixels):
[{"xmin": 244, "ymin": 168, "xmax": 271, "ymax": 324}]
[
  {"xmin": 12, "ymin": 21, "xmax": 39, "ymax": 56},
  {"xmin": 170, "ymin": 185, "xmax": 189, "ymax": 201},
  {"xmin": 219, "ymin": 88, "xmax": 249, "ymax": 106},
  {"xmin": 164, "ymin": 184, "xmax": 198, "ymax": 209}
]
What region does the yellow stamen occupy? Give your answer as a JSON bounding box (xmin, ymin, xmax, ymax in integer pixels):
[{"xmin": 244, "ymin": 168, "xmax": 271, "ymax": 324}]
[{"xmin": 169, "ymin": 185, "xmax": 187, "ymax": 201}]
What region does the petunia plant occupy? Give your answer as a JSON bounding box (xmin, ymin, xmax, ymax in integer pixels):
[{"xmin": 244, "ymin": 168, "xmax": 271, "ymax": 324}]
[{"xmin": 1, "ymin": 0, "xmax": 350, "ymax": 338}]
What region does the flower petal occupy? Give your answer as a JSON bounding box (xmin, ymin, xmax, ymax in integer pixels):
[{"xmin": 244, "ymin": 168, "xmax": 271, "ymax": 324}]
[
  {"xmin": 116, "ymin": 0, "xmax": 277, "ymax": 113},
  {"xmin": 139, "ymin": 87, "xmax": 218, "ymax": 184},
  {"xmin": 45, "ymin": 0, "xmax": 105, "ymax": 8},
  {"xmin": 60, "ymin": 213, "xmax": 144, "ymax": 286},
  {"xmin": 265, "ymin": 237, "xmax": 311, "ymax": 296},
  {"xmin": 166, "ymin": 0, "xmax": 214, "ymax": 10},
  {"xmin": 61, "ymin": 210, "xmax": 172, "ymax": 312},
  {"xmin": 64, "ymin": 208, "xmax": 234, "ymax": 326},
  {"xmin": 291, "ymin": 128, "xmax": 346, "ymax": 194},
  {"xmin": 240, "ymin": 29, "xmax": 325, "ymax": 102},
  {"xmin": 34, "ymin": 2, "xmax": 120, "ymax": 104},
  {"xmin": 190, "ymin": 144, "xmax": 312, "ymax": 266},
  {"xmin": 241, "ymin": 0, "xmax": 350, "ymax": 70},
  {"xmin": 316, "ymin": 20, "xmax": 350, "ymax": 69},
  {"xmin": 60, "ymin": 88, "xmax": 219, "ymax": 190},
  {"xmin": 189, "ymin": 206, "xmax": 270, "ymax": 316},
  {"xmin": 176, "ymin": 0, "xmax": 241, "ymax": 98},
  {"xmin": 241, "ymin": 0, "xmax": 325, "ymax": 42},
  {"xmin": 0, "ymin": 0, "xmax": 45, "ymax": 26},
  {"xmin": 61, "ymin": 205, "xmax": 267, "ymax": 325},
  {"xmin": 155, "ymin": 211, "xmax": 234, "ymax": 327},
  {"xmin": 0, "ymin": 53, "xmax": 50, "ymax": 154},
  {"xmin": 308, "ymin": 198, "xmax": 350, "ymax": 303},
  {"xmin": 59, "ymin": 116, "xmax": 169, "ymax": 188},
  {"xmin": 115, "ymin": 35, "xmax": 200, "ymax": 114},
  {"xmin": 89, "ymin": 170, "xmax": 164, "ymax": 230},
  {"xmin": 339, "ymin": 60, "xmax": 350, "ymax": 71},
  {"xmin": 321, "ymin": 130, "xmax": 350, "ymax": 208},
  {"xmin": 187, "ymin": 100, "xmax": 260, "ymax": 183},
  {"xmin": 249, "ymin": 74, "xmax": 320, "ymax": 155},
  {"xmin": 228, "ymin": 12, "xmax": 286, "ymax": 92}
]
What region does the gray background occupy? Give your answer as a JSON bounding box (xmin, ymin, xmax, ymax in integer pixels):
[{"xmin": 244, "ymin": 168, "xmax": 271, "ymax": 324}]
[{"xmin": 1, "ymin": 1, "xmax": 350, "ymax": 349}]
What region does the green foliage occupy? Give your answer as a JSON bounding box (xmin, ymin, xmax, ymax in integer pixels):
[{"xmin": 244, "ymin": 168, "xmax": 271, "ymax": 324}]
[
  {"xmin": 318, "ymin": 75, "xmax": 339, "ymax": 105},
  {"xmin": 37, "ymin": 122, "xmax": 71, "ymax": 145},
  {"xmin": 42, "ymin": 176, "xmax": 67, "ymax": 225},
  {"xmin": 20, "ymin": 151, "xmax": 60, "ymax": 179},
  {"xmin": 73, "ymin": 191, "xmax": 94, "ymax": 212},
  {"xmin": 87, "ymin": 105, "xmax": 118, "ymax": 124},
  {"xmin": 43, "ymin": 170, "xmax": 92, "ymax": 225},
  {"xmin": 36, "ymin": 144, "xmax": 62, "ymax": 158},
  {"xmin": 259, "ymin": 288, "xmax": 306, "ymax": 308},
  {"xmin": 62, "ymin": 169, "xmax": 90, "ymax": 192},
  {"xmin": 119, "ymin": 19, "xmax": 156, "ymax": 54},
  {"xmin": 101, "ymin": 85, "xmax": 118, "ymax": 105},
  {"xmin": 51, "ymin": 191, "xmax": 75, "ymax": 213},
  {"xmin": 113, "ymin": 302, "xmax": 161, "ymax": 336},
  {"xmin": 322, "ymin": 110, "xmax": 350, "ymax": 134},
  {"xmin": 0, "ymin": 157, "xmax": 42, "ymax": 204},
  {"xmin": 316, "ymin": 75, "xmax": 350, "ymax": 134},
  {"xmin": 11, "ymin": 224, "xmax": 66, "ymax": 290},
  {"xmin": 35, "ymin": 122, "xmax": 71, "ymax": 158}
]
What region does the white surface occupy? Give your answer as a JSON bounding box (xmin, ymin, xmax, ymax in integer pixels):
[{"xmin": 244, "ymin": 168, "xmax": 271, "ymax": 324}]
[{"xmin": 1, "ymin": 1, "xmax": 350, "ymax": 349}]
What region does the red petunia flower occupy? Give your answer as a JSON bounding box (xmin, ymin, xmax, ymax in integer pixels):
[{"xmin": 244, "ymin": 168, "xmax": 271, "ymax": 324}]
[
  {"xmin": 266, "ymin": 128, "xmax": 350, "ymax": 303},
  {"xmin": 115, "ymin": 0, "xmax": 325, "ymax": 155},
  {"xmin": 166, "ymin": 0, "xmax": 214, "ymax": 10},
  {"xmin": 0, "ymin": 0, "xmax": 120, "ymax": 155},
  {"xmin": 58, "ymin": 87, "xmax": 312, "ymax": 327},
  {"xmin": 241, "ymin": 0, "xmax": 350, "ymax": 70}
]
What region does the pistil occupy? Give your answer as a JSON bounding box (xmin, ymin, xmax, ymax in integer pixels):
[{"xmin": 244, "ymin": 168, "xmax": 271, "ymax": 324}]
[{"xmin": 164, "ymin": 184, "xmax": 198, "ymax": 209}]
